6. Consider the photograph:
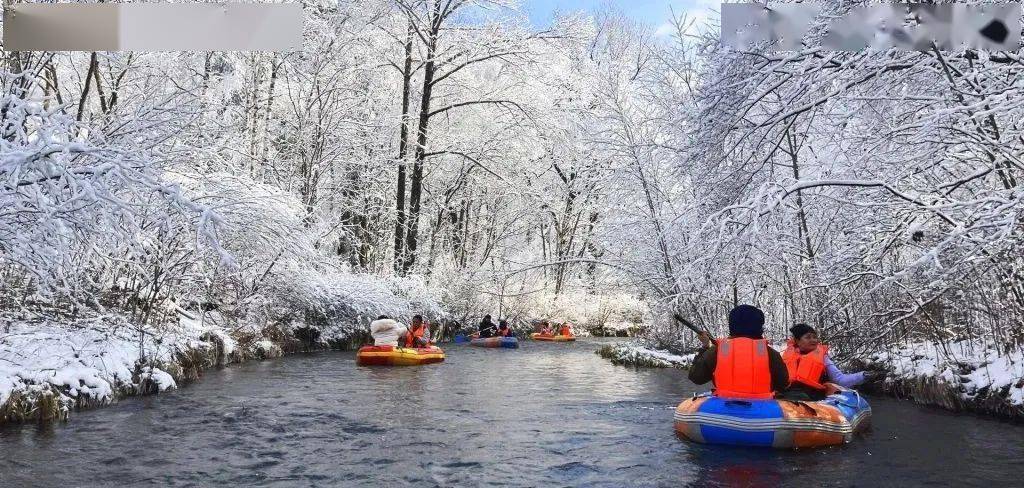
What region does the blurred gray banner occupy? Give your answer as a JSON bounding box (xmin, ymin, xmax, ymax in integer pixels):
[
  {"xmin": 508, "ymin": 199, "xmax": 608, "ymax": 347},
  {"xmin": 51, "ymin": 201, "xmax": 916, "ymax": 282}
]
[
  {"xmin": 722, "ymin": 2, "xmax": 1021, "ymax": 51},
  {"xmin": 4, "ymin": 3, "xmax": 303, "ymax": 51}
]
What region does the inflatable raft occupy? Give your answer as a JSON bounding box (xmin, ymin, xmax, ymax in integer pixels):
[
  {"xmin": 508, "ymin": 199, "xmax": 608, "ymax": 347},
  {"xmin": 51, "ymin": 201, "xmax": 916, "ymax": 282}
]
[
  {"xmin": 674, "ymin": 390, "xmax": 871, "ymax": 449},
  {"xmin": 356, "ymin": 345, "xmax": 445, "ymax": 366},
  {"xmin": 530, "ymin": 333, "xmax": 575, "ymax": 342},
  {"xmin": 470, "ymin": 337, "xmax": 519, "ymax": 348}
]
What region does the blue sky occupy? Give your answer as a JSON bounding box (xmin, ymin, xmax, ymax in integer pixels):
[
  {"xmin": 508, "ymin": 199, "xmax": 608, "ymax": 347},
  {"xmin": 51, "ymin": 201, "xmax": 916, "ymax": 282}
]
[{"xmin": 519, "ymin": 0, "xmax": 717, "ymax": 31}]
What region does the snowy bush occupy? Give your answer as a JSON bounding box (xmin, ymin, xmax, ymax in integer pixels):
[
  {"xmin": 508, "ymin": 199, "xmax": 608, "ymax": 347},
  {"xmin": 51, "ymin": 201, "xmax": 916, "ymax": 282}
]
[
  {"xmin": 0, "ymin": 71, "xmax": 224, "ymax": 323},
  {"xmin": 597, "ymin": 342, "xmax": 697, "ymax": 369}
]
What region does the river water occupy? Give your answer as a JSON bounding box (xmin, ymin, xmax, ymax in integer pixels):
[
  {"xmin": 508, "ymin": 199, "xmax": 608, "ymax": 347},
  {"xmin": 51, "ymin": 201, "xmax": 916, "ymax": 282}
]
[{"xmin": 2, "ymin": 339, "xmax": 1023, "ymax": 487}]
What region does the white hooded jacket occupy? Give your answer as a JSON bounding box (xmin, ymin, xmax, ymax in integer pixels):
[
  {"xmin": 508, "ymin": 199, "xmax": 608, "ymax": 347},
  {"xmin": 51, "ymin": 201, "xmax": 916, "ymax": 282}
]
[{"xmin": 370, "ymin": 318, "xmax": 408, "ymax": 346}]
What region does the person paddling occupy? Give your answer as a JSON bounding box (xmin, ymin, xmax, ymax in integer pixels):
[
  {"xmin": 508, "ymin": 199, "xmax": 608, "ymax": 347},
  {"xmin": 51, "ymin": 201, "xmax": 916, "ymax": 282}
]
[
  {"xmin": 780, "ymin": 323, "xmax": 883, "ymax": 401},
  {"xmin": 399, "ymin": 315, "xmax": 431, "ymax": 348},
  {"xmin": 479, "ymin": 315, "xmax": 496, "ymax": 338},
  {"xmin": 687, "ymin": 305, "xmax": 789, "ymax": 399}
]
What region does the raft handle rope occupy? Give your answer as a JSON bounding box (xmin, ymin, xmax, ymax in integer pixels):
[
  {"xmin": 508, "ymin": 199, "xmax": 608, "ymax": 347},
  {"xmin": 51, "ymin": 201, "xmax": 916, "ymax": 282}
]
[{"xmin": 834, "ymin": 390, "xmax": 864, "ymax": 410}]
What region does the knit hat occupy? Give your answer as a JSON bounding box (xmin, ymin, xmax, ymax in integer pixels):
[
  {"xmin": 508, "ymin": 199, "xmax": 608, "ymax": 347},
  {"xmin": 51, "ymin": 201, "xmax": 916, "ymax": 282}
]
[
  {"xmin": 728, "ymin": 305, "xmax": 765, "ymax": 339},
  {"xmin": 790, "ymin": 323, "xmax": 815, "ymax": 340}
]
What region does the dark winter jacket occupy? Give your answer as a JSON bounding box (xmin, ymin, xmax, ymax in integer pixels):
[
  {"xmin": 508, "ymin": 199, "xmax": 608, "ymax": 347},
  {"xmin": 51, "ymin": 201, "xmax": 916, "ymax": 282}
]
[
  {"xmin": 687, "ymin": 342, "xmax": 790, "ymax": 394},
  {"xmin": 479, "ymin": 319, "xmax": 496, "ymax": 338}
]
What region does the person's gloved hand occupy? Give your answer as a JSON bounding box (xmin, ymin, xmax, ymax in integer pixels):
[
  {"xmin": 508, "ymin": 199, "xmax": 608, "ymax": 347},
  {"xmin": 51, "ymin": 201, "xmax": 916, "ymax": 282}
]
[
  {"xmin": 863, "ymin": 370, "xmax": 887, "ymax": 383},
  {"xmin": 697, "ymin": 331, "xmax": 712, "ymax": 348}
]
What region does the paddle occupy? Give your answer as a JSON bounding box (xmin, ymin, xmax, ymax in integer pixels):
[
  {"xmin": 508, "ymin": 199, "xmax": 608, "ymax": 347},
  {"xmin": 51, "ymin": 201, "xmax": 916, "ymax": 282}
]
[
  {"xmin": 673, "ymin": 313, "xmax": 713, "ymax": 346},
  {"xmin": 672, "ymin": 313, "xmax": 706, "ymax": 334},
  {"xmin": 455, "ymin": 324, "xmax": 500, "ymax": 343}
]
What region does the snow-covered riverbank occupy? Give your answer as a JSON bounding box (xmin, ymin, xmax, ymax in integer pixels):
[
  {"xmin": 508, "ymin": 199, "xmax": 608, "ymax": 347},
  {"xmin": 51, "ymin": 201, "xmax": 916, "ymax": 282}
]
[
  {"xmin": 598, "ymin": 340, "xmax": 1024, "ymax": 420},
  {"xmin": 596, "ymin": 342, "xmax": 697, "ymax": 368},
  {"xmin": 862, "ymin": 341, "xmax": 1024, "ymax": 419},
  {"xmin": 0, "ymin": 313, "xmax": 296, "ymax": 425}
]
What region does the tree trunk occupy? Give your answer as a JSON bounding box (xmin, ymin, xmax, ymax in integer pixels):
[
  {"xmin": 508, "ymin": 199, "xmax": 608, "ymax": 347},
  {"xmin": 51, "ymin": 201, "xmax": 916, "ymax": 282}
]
[
  {"xmin": 260, "ymin": 55, "xmax": 279, "ymax": 183},
  {"xmin": 785, "ymin": 127, "xmax": 815, "ymax": 260},
  {"xmin": 247, "ymin": 54, "xmax": 265, "ymax": 179},
  {"xmin": 77, "ymin": 52, "xmax": 98, "ymax": 122},
  {"xmin": 394, "ymin": 21, "xmax": 415, "ymax": 273},
  {"xmin": 402, "ymin": 1, "xmax": 442, "ymax": 274}
]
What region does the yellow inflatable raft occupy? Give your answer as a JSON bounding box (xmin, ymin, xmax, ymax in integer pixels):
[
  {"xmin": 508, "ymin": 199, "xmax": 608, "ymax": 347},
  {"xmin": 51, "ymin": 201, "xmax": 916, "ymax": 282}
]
[
  {"xmin": 356, "ymin": 345, "xmax": 445, "ymax": 366},
  {"xmin": 530, "ymin": 333, "xmax": 576, "ymax": 342}
]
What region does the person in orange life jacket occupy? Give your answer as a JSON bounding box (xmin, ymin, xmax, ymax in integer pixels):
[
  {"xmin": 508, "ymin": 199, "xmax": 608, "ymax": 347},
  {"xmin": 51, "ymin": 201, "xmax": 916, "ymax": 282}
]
[
  {"xmin": 399, "ymin": 315, "xmax": 431, "ymax": 348},
  {"xmin": 558, "ymin": 322, "xmax": 572, "ymax": 336},
  {"xmin": 687, "ymin": 305, "xmax": 789, "ymax": 398},
  {"xmin": 781, "ymin": 323, "xmax": 884, "ymax": 401},
  {"xmin": 496, "ymin": 319, "xmax": 513, "ymax": 337}
]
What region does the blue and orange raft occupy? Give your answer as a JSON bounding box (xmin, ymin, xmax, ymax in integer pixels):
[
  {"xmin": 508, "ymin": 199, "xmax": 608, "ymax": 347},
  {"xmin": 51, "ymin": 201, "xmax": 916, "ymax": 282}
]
[
  {"xmin": 470, "ymin": 336, "xmax": 519, "ymax": 348},
  {"xmin": 674, "ymin": 390, "xmax": 871, "ymax": 449}
]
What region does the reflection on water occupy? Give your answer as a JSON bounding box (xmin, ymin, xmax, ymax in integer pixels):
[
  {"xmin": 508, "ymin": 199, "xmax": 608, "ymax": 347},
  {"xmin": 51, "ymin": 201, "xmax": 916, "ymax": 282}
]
[{"xmin": 1, "ymin": 338, "xmax": 1022, "ymax": 487}]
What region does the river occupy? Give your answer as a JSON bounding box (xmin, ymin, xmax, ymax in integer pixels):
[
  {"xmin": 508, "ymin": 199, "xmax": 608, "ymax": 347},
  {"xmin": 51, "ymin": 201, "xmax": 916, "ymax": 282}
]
[{"xmin": 2, "ymin": 339, "xmax": 1023, "ymax": 487}]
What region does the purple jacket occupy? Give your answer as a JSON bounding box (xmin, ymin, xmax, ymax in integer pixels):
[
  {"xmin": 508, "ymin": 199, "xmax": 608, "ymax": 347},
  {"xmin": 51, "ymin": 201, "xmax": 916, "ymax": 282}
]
[{"xmin": 824, "ymin": 355, "xmax": 865, "ymax": 388}]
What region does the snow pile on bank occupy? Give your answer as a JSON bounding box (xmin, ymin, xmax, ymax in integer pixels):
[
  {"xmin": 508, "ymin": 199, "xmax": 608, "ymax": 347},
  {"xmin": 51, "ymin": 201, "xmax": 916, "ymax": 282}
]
[
  {"xmin": 597, "ymin": 342, "xmax": 697, "ymax": 368},
  {"xmin": 0, "ymin": 314, "xmax": 214, "ymax": 416},
  {"xmin": 138, "ymin": 366, "xmax": 176, "ymax": 392},
  {"xmin": 867, "ymin": 341, "xmax": 1024, "ymax": 406},
  {"xmin": 250, "ymin": 339, "xmax": 283, "ymax": 359}
]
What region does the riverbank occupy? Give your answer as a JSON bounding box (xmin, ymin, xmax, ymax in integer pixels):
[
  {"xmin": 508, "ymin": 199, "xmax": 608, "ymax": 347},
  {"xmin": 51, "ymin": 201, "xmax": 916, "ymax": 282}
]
[
  {"xmin": 0, "ymin": 311, "xmax": 352, "ymax": 426},
  {"xmin": 862, "ymin": 340, "xmax": 1024, "ymax": 421},
  {"xmin": 597, "ymin": 340, "xmax": 1024, "ymax": 421}
]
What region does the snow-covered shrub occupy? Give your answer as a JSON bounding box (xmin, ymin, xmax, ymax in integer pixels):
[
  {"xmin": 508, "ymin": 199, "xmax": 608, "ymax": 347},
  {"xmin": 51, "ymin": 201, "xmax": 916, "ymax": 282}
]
[
  {"xmin": 0, "ymin": 71, "xmax": 223, "ymax": 324},
  {"xmin": 163, "ymin": 174, "xmax": 446, "ymax": 344},
  {"xmin": 597, "ymin": 342, "xmax": 697, "ymax": 369}
]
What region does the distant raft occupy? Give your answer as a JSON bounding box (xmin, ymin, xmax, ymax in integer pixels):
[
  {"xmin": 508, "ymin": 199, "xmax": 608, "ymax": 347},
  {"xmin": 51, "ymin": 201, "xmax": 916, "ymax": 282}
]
[
  {"xmin": 673, "ymin": 390, "xmax": 871, "ymax": 449},
  {"xmin": 356, "ymin": 345, "xmax": 445, "ymax": 366},
  {"xmin": 470, "ymin": 336, "xmax": 519, "ymax": 348},
  {"xmin": 530, "ymin": 333, "xmax": 575, "ymax": 342}
]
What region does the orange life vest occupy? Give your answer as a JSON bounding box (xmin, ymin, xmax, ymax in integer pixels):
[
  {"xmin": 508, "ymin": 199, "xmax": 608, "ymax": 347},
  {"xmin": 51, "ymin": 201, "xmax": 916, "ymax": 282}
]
[
  {"xmin": 782, "ymin": 340, "xmax": 829, "ymax": 391},
  {"xmin": 713, "ymin": 338, "xmax": 773, "ymax": 399},
  {"xmin": 404, "ymin": 325, "xmax": 425, "ymax": 347},
  {"xmin": 559, "ymin": 325, "xmax": 571, "ymax": 336},
  {"xmin": 498, "ymin": 327, "xmax": 510, "ymax": 337}
]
